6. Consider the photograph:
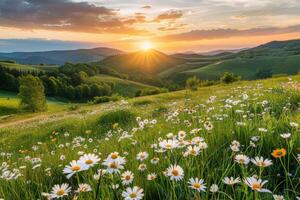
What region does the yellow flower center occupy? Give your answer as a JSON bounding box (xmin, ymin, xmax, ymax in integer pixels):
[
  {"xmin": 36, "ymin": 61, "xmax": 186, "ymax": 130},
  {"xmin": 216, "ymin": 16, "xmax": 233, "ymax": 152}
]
[
  {"xmin": 110, "ymin": 162, "xmax": 117, "ymax": 169},
  {"xmin": 71, "ymin": 165, "xmax": 81, "ymax": 171},
  {"xmin": 190, "ymin": 149, "xmax": 196, "ymax": 155},
  {"xmin": 129, "ymin": 193, "xmax": 137, "ymax": 198},
  {"xmin": 172, "ymin": 169, "xmax": 179, "ymax": 176},
  {"xmin": 111, "ymin": 153, "xmax": 118, "ymax": 159},
  {"xmin": 125, "ymin": 175, "xmax": 131, "ymax": 180},
  {"xmin": 85, "ymin": 159, "xmax": 93, "ymax": 164},
  {"xmin": 193, "ymin": 183, "xmax": 201, "ymax": 189},
  {"xmin": 252, "ymin": 183, "xmax": 262, "ymax": 190},
  {"xmin": 165, "ymin": 144, "xmax": 172, "ymax": 149},
  {"xmin": 56, "ymin": 189, "xmax": 65, "ymax": 196}
]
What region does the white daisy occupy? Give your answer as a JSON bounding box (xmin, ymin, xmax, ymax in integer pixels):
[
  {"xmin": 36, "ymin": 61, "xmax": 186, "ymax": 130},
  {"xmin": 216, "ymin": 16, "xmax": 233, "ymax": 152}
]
[
  {"xmin": 223, "ymin": 177, "xmax": 240, "ymax": 185},
  {"xmin": 63, "ymin": 160, "xmax": 88, "ymax": 179},
  {"xmin": 50, "ymin": 183, "xmax": 71, "ymax": 199},
  {"xmin": 166, "ymin": 164, "xmax": 184, "ymax": 181},
  {"xmin": 235, "ymin": 154, "xmax": 250, "ymax": 165},
  {"xmin": 188, "ymin": 177, "xmax": 206, "ymax": 192},
  {"xmin": 251, "ymin": 157, "xmax": 272, "ymax": 167},
  {"xmin": 244, "ymin": 177, "xmax": 271, "ymax": 193},
  {"xmin": 79, "ymin": 153, "xmax": 100, "ymax": 167},
  {"xmin": 75, "ymin": 183, "xmax": 92, "ymax": 193},
  {"xmin": 122, "ymin": 186, "xmax": 144, "ymax": 200},
  {"xmin": 121, "ymin": 171, "xmax": 134, "ymax": 185}
]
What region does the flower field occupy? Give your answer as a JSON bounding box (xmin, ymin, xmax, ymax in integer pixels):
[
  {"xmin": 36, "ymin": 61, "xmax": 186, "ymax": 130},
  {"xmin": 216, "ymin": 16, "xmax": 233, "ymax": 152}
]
[{"xmin": 0, "ymin": 76, "xmax": 299, "ymax": 200}]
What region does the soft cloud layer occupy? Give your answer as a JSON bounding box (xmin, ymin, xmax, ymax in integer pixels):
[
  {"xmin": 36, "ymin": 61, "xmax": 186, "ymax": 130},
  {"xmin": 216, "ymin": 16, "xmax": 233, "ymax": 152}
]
[
  {"xmin": 160, "ymin": 24, "xmax": 300, "ymax": 41},
  {"xmin": 0, "ymin": 0, "xmax": 147, "ymax": 34}
]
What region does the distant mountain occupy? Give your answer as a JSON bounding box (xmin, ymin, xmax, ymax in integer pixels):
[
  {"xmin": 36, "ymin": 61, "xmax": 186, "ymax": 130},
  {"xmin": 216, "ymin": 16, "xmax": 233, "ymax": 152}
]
[
  {"xmin": 98, "ymin": 49, "xmax": 185, "ymax": 74},
  {"xmin": 0, "ymin": 47, "xmax": 124, "ymax": 65}
]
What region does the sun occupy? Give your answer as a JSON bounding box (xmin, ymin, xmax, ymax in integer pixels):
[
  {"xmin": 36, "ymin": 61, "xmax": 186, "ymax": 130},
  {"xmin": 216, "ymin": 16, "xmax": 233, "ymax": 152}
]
[{"xmin": 140, "ymin": 41, "xmax": 153, "ymax": 51}]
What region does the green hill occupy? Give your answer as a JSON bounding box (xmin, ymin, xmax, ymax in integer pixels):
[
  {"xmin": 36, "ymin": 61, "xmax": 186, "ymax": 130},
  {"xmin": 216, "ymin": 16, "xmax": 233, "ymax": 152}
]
[
  {"xmin": 0, "ymin": 60, "xmax": 58, "ymax": 72},
  {"xmin": 86, "ymin": 75, "xmax": 157, "ymax": 97}
]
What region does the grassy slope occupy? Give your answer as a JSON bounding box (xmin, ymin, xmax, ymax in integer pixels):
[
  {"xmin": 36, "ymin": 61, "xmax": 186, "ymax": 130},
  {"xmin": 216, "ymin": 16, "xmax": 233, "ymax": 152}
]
[
  {"xmin": 0, "ymin": 90, "xmax": 71, "ymax": 122},
  {"xmin": 181, "ymin": 55, "xmax": 300, "ymax": 81},
  {"xmin": 86, "ymin": 75, "xmax": 157, "ymax": 97},
  {"xmin": 0, "ymin": 61, "xmax": 58, "ymax": 72},
  {"xmin": 0, "ymin": 75, "xmax": 299, "ymax": 199}
]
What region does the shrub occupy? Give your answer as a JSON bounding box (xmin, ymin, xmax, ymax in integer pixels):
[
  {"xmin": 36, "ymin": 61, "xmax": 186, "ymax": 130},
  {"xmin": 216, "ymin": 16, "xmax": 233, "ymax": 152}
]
[
  {"xmin": 93, "ymin": 94, "xmax": 122, "ymax": 104},
  {"xmin": 186, "ymin": 76, "xmax": 200, "ymax": 91},
  {"xmin": 98, "ymin": 109, "xmax": 136, "ymax": 126},
  {"xmin": 135, "ymin": 88, "xmax": 168, "ymax": 97},
  {"xmin": 132, "ymin": 99, "xmax": 152, "ymax": 106},
  {"xmin": 256, "ymin": 69, "xmax": 273, "ymax": 79},
  {"xmin": 220, "ymin": 72, "xmax": 241, "ymax": 84}
]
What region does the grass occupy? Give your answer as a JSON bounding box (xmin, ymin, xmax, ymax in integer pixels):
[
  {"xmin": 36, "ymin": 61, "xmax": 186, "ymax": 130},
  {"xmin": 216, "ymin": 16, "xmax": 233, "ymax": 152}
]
[
  {"xmin": 0, "ymin": 61, "xmax": 58, "ymax": 72},
  {"xmin": 0, "ymin": 90, "xmax": 71, "ymax": 122},
  {"xmin": 0, "ymin": 75, "xmax": 299, "ymax": 199},
  {"xmin": 86, "ymin": 75, "xmax": 157, "ymax": 97},
  {"xmin": 183, "ymin": 55, "xmax": 300, "ymax": 80}
]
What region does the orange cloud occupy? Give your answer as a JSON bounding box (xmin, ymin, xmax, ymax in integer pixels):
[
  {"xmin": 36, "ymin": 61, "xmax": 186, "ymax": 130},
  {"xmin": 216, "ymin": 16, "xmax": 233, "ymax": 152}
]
[{"xmin": 154, "ymin": 10, "xmax": 183, "ymax": 22}]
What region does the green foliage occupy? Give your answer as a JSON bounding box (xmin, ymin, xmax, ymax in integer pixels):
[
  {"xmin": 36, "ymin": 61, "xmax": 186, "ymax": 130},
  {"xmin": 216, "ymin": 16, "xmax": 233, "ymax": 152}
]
[
  {"xmin": 220, "ymin": 72, "xmax": 241, "ymax": 84},
  {"xmin": 256, "ymin": 69, "xmax": 273, "ymax": 79},
  {"xmin": 98, "ymin": 109, "xmax": 136, "ymax": 126},
  {"xmin": 132, "ymin": 99, "xmax": 153, "ymax": 106},
  {"xmin": 18, "ymin": 75, "xmax": 47, "ymax": 112},
  {"xmin": 135, "ymin": 88, "xmax": 168, "ymax": 97},
  {"xmin": 93, "ymin": 94, "xmax": 121, "ymax": 104},
  {"xmin": 186, "ymin": 76, "xmax": 200, "ymax": 91}
]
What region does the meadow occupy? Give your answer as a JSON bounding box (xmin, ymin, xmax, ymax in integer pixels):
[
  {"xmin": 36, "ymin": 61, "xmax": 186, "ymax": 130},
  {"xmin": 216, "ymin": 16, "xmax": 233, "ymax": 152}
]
[{"xmin": 0, "ymin": 75, "xmax": 299, "ymax": 200}]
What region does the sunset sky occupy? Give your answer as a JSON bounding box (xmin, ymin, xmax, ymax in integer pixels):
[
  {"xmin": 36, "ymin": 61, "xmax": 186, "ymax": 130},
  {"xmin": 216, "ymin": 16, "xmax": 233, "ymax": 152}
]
[{"xmin": 0, "ymin": 0, "xmax": 300, "ymax": 53}]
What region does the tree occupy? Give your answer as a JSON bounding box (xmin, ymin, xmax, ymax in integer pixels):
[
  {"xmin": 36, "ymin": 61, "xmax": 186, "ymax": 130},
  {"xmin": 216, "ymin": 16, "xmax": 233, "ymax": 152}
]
[
  {"xmin": 186, "ymin": 76, "xmax": 200, "ymax": 91},
  {"xmin": 256, "ymin": 69, "xmax": 273, "ymax": 79},
  {"xmin": 220, "ymin": 72, "xmax": 241, "ymax": 84},
  {"xmin": 18, "ymin": 75, "xmax": 47, "ymax": 112}
]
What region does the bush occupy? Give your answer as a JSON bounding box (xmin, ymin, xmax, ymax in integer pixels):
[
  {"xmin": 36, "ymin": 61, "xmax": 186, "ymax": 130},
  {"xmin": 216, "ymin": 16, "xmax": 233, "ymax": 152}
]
[
  {"xmin": 93, "ymin": 94, "xmax": 122, "ymax": 104},
  {"xmin": 256, "ymin": 69, "xmax": 273, "ymax": 79},
  {"xmin": 220, "ymin": 72, "xmax": 241, "ymax": 84},
  {"xmin": 18, "ymin": 75, "xmax": 47, "ymax": 112},
  {"xmin": 133, "ymin": 99, "xmax": 152, "ymax": 106},
  {"xmin": 186, "ymin": 76, "xmax": 200, "ymax": 91},
  {"xmin": 99, "ymin": 109, "xmax": 136, "ymax": 126},
  {"xmin": 135, "ymin": 88, "xmax": 168, "ymax": 97}
]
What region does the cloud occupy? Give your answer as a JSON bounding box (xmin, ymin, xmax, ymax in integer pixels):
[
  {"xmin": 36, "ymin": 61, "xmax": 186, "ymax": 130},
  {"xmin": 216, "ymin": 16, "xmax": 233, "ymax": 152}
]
[
  {"xmin": 141, "ymin": 5, "xmax": 152, "ymax": 9},
  {"xmin": 0, "ymin": 0, "xmax": 147, "ymax": 35},
  {"xmin": 154, "ymin": 10, "xmax": 183, "ymax": 22},
  {"xmin": 160, "ymin": 24, "xmax": 300, "ymax": 41},
  {"xmin": 0, "ymin": 38, "xmax": 99, "ymax": 52}
]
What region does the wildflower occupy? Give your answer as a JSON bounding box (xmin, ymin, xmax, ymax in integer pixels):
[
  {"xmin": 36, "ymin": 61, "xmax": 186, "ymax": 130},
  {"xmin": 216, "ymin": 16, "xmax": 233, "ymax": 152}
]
[
  {"xmin": 185, "ymin": 146, "xmax": 201, "ymax": 156},
  {"xmin": 273, "ymin": 195, "xmax": 285, "ymax": 200},
  {"xmin": 251, "ymin": 157, "xmax": 272, "ymax": 167},
  {"xmin": 271, "ymin": 148, "xmax": 287, "ymax": 158},
  {"xmin": 121, "ymin": 171, "xmax": 134, "ymax": 185},
  {"xmin": 136, "ymin": 152, "xmax": 149, "ymax": 161},
  {"xmin": 244, "ymin": 177, "xmax": 271, "ymax": 193},
  {"xmin": 63, "ymin": 160, "xmax": 88, "ymax": 179},
  {"xmin": 138, "ymin": 163, "xmax": 147, "ymax": 172},
  {"xmin": 150, "ymin": 157, "xmax": 159, "ymax": 165},
  {"xmin": 79, "ymin": 153, "xmax": 100, "ymax": 167},
  {"xmin": 235, "ymin": 154, "xmax": 250, "ymax": 165},
  {"xmin": 280, "ymin": 133, "xmax": 291, "ymax": 139},
  {"xmin": 223, "ymin": 177, "xmax": 240, "ymax": 185},
  {"xmin": 210, "ymin": 184, "xmax": 219, "ymax": 193},
  {"xmin": 188, "ymin": 178, "xmax": 206, "ymax": 192},
  {"xmin": 178, "ymin": 131, "xmax": 186, "ymax": 139},
  {"xmin": 159, "ymin": 139, "xmax": 178, "ymax": 150},
  {"xmin": 93, "ymin": 169, "xmax": 106, "ymax": 180},
  {"xmin": 147, "ymin": 173, "xmax": 157, "ymax": 181},
  {"xmin": 166, "ymin": 164, "xmax": 184, "ymax": 181},
  {"xmin": 122, "ymin": 186, "xmax": 144, "ymax": 200},
  {"xmin": 102, "ymin": 160, "xmax": 124, "ymax": 174},
  {"xmin": 75, "ymin": 183, "xmax": 92, "ymax": 193},
  {"xmin": 50, "ymin": 183, "xmax": 71, "ymax": 199}
]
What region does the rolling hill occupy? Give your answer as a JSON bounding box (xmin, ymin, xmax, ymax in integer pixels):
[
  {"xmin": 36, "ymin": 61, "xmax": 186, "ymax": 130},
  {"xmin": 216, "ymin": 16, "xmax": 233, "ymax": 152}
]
[
  {"xmin": 97, "ymin": 49, "xmax": 185, "ymax": 75},
  {"xmin": 0, "ymin": 47, "xmax": 123, "ymax": 65}
]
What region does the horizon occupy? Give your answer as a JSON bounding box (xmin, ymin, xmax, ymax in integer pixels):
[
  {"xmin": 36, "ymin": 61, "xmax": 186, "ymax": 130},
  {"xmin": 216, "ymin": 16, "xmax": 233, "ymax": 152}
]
[{"xmin": 0, "ymin": 0, "xmax": 300, "ymax": 53}]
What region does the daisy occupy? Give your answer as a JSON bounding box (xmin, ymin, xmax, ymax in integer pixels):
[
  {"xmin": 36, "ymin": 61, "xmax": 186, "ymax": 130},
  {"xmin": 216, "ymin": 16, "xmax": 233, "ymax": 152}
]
[
  {"xmin": 166, "ymin": 164, "xmax": 184, "ymax": 181},
  {"xmin": 188, "ymin": 177, "xmax": 206, "ymax": 192},
  {"xmin": 147, "ymin": 173, "xmax": 157, "ymax": 181},
  {"xmin": 178, "ymin": 131, "xmax": 186, "ymax": 140},
  {"xmin": 271, "ymin": 148, "xmax": 286, "ymax": 158},
  {"xmin": 138, "ymin": 163, "xmax": 147, "ymax": 172},
  {"xmin": 63, "ymin": 160, "xmax": 88, "ymax": 179},
  {"xmin": 121, "ymin": 171, "xmax": 134, "ymax": 185},
  {"xmin": 50, "ymin": 183, "xmax": 71, "ymax": 199},
  {"xmin": 75, "ymin": 183, "xmax": 92, "ymax": 193},
  {"xmin": 210, "ymin": 184, "xmax": 219, "ymax": 193},
  {"xmin": 159, "ymin": 139, "xmax": 178, "ymax": 150},
  {"xmin": 280, "ymin": 133, "xmax": 291, "ymax": 139},
  {"xmin": 235, "ymin": 154, "xmax": 250, "ymax": 165},
  {"xmin": 136, "ymin": 152, "xmax": 149, "ymax": 161},
  {"xmin": 79, "ymin": 153, "xmax": 100, "ymax": 167},
  {"xmin": 185, "ymin": 146, "xmax": 201, "ymax": 156},
  {"xmin": 122, "ymin": 186, "xmax": 144, "ymax": 200},
  {"xmin": 102, "ymin": 159, "xmax": 124, "ymax": 174},
  {"xmin": 150, "ymin": 157, "xmax": 159, "ymax": 165},
  {"xmin": 223, "ymin": 177, "xmax": 240, "ymax": 185},
  {"xmin": 244, "ymin": 177, "xmax": 271, "ymax": 193},
  {"xmin": 273, "ymin": 195, "xmax": 285, "ymax": 200},
  {"xmin": 251, "ymin": 157, "xmax": 272, "ymax": 167}
]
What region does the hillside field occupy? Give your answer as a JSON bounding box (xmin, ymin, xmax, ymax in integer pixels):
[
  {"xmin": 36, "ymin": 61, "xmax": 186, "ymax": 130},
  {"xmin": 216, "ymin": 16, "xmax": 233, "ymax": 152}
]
[{"xmin": 0, "ymin": 75, "xmax": 299, "ymax": 199}]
